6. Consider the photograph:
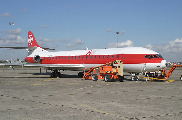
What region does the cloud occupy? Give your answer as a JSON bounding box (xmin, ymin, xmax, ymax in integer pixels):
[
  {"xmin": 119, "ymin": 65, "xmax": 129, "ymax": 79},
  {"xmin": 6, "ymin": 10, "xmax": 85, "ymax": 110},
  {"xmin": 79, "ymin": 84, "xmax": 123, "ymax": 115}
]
[
  {"xmin": 65, "ymin": 43, "xmax": 74, "ymax": 47},
  {"xmin": 108, "ymin": 40, "xmax": 133, "ymax": 48},
  {"xmin": 39, "ymin": 25, "xmax": 51, "ymax": 28},
  {"xmin": 75, "ymin": 38, "xmax": 84, "ymax": 44},
  {"xmin": 144, "ymin": 44, "xmax": 154, "ymax": 50},
  {"xmin": 65, "ymin": 38, "xmax": 84, "ymax": 47},
  {"xmin": 19, "ymin": 9, "xmax": 28, "ymax": 13},
  {"xmin": 106, "ymin": 29, "xmax": 113, "ymax": 32},
  {"xmin": 144, "ymin": 38, "xmax": 182, "ymax": 62},
  {"xmin": 0, "ymin": 12, "xmax": 15, "ymax": 18},
  {"xmin": 0, "ymin": 34, "xmax": 25, "ymax": 46},
  {"xmin": 1, "ymin": 28, "xmax": 23, "ymax": 35}
]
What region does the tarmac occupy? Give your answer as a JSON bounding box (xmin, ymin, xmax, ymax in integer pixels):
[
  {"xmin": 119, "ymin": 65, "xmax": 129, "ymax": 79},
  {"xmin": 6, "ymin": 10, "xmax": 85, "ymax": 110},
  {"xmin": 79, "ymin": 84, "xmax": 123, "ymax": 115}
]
[{"xmin": 0, "ymin": 67, "xmax": 182, "ymax": 120}]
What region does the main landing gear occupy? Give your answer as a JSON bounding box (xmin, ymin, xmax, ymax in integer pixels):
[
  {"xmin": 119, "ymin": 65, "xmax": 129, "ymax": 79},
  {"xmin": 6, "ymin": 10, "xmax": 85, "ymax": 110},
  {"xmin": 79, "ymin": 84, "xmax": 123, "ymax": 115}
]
[
  {"xmin": 51, "ymin": 69, "xmax": 61, "ymax": 78},
  {"xmin": 78, "ymin": 72, "xmax": 84, "ymax": 78}
]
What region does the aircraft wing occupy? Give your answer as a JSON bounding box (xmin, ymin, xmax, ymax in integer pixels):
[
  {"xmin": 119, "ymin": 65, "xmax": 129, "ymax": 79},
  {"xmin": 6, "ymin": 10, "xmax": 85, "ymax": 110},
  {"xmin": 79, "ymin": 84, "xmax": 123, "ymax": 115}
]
[{"xmin": 0, "ymin": 62, "xmax": 23, "ymax": 66}]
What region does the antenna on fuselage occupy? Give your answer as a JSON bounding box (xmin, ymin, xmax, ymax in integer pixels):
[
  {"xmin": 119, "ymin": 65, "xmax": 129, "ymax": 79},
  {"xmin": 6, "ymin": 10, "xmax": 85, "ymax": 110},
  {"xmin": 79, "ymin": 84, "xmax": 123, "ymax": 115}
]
[{"xmin": 86, "ymin": 47, "xmax": 88, "ymax": 50}]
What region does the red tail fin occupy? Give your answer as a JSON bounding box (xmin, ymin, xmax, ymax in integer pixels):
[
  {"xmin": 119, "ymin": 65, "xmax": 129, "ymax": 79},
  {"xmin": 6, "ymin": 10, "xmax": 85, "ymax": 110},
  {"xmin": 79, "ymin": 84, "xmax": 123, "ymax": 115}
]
[{"xmin": 28, "ymin": 31, "xmax": 40, "ymax": 47}]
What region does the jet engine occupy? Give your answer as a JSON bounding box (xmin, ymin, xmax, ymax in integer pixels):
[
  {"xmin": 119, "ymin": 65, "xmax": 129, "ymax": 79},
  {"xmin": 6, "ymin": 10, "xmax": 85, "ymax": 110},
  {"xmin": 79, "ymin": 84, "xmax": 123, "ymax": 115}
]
[{"xmin": 33, "ymin": 55, "xmax": 41, "ymax": 63}]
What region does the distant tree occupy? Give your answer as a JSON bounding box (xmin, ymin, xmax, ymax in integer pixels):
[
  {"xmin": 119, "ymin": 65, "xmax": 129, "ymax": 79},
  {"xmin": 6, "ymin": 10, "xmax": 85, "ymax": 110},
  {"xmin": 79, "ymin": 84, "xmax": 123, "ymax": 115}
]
[{"xmin": 17, "ymin": 58, "xmax": 19, "ymax": 61}]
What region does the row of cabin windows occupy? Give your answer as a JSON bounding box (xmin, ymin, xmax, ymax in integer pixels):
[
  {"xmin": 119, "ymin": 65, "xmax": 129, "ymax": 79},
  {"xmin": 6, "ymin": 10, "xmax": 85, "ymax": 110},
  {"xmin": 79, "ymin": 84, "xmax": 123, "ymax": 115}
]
[{"xmin": 44, "ymin": 55, "xmax": 120, "ymax": 60}]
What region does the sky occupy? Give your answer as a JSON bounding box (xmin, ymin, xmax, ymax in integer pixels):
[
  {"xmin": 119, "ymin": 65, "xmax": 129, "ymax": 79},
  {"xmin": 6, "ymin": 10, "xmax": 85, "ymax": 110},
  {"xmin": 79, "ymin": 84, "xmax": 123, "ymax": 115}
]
[{"xmin": 0, "ymin": 0, "xmax": 182, "ymax": 62}]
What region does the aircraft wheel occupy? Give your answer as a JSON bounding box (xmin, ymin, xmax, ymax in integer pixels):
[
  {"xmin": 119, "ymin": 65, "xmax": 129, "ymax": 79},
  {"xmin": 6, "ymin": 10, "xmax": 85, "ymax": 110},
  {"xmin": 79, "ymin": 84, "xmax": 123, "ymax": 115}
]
[
  {"xmin": 104, "ymin": 74, "xmax": 112, "ymax": 82},
  {"xmin": 78, "ymin": 72, "xmax": 83, "ymax": 77},
  {"xmin": 92, "ymin": 74, "xmax": 98, "ymax": 81},
  {"xmin": 134, "ymin": 76, "xmax": 139, "ymax": 81}
]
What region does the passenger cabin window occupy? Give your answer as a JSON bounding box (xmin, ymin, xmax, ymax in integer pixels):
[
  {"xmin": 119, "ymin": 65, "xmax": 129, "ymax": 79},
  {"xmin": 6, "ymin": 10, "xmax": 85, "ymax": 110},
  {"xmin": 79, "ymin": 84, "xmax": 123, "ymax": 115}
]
[
  {"xmin": 117, "ymin": 55, "xmax": 119, "ymax": 58},
  {"xmin": 103, "ymin": 56, "xmax": 105, "ymax": 58},
  {"xmin": 107, "ymin": 55, "xmax": 109, "ymax": 58},
  {"xmin": 90, "ymin": 56, "xmax": 92, "ymax": 59},
  {"xmin": 78, "ymin": 56, "xmax": 80, "ymax": 59},
  {"xmin": 98, "ymin": 56, "xmax": 100, "ymax": 58},
  {"xmin": 71, "ymin": 56, "xmax": 73, "ymax": 59},
  {"xmin": 111, "ymin": 55, "xmax": 113, "ymax": 58},
  {"xmin": 94, "ymin": 56, "xmax": 96, "ymax": 58},
  {"xmin": 86, "ymin": 56, "xmax": 88, "ymax": 59}
]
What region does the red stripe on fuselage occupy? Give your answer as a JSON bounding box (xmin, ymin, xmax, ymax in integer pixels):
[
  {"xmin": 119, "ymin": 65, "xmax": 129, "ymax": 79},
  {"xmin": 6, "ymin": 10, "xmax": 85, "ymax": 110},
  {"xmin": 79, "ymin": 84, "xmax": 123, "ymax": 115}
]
[{"xmin": 25, "ymin": 54, "xmax": 164, "ymax": 64}]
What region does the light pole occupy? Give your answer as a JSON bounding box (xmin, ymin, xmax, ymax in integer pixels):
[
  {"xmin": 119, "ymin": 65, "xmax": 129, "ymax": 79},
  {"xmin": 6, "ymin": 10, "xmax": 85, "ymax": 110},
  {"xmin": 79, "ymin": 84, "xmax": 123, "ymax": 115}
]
[
  {"xmin": 116, "ymin": 32, "xmax": 119, "ymax": 48},
  {"xmin": 9, "ymin": 22, "xmax": 14, "ymax": 63}
]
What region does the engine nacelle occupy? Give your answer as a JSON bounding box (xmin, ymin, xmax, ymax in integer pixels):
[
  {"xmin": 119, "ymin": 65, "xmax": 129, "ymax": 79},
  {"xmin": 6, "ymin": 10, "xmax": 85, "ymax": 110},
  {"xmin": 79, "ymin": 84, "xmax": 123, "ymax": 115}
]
[{"xmin": 33, "ymin": 55, "xmax": 41, "ymax": 63}]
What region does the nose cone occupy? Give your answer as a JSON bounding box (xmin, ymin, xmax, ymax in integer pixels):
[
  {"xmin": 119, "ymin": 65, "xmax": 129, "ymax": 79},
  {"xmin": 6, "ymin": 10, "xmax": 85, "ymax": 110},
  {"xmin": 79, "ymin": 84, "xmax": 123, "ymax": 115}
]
[{"xmin": 161, "ymin": 60, "xmax": 167, "ymax": 68}]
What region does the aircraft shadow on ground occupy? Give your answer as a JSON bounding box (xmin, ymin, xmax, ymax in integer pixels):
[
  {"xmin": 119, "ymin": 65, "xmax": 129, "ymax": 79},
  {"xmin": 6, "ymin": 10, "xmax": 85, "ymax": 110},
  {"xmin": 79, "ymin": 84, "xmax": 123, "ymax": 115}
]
[{"xmin": 0, "ymin": 72, "xmax": 141, "ymax": 81}]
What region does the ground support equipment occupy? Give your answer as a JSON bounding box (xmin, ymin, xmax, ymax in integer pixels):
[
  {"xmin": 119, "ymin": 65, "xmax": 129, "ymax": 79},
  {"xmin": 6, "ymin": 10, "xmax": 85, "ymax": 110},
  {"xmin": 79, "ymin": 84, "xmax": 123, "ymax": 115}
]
[{"xmin": 83, "ymin": 60, "xmax": 123, "ymax": 82}]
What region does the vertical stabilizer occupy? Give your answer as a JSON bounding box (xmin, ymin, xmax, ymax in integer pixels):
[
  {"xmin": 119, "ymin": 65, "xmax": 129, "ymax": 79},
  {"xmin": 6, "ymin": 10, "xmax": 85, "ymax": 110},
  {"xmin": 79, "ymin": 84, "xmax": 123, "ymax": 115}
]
[{"xmin": 28, "ymin": 31, "xmax": 40, "ymax": 47}]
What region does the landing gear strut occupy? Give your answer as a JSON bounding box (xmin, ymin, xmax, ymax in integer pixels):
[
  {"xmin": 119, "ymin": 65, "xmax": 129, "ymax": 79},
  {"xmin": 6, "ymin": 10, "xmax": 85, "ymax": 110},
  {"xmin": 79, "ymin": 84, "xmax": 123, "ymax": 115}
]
[{"xmin": 51, "ymin": 69, "xmax": 61, "ymax": 78}]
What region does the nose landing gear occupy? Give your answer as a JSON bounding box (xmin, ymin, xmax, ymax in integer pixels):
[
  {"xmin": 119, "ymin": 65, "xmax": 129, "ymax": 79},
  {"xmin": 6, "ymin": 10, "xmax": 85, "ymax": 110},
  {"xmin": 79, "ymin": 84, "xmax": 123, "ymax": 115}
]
[{"xmin": 51, "ymin": 69, "xmax": 61, "ymax": 78}]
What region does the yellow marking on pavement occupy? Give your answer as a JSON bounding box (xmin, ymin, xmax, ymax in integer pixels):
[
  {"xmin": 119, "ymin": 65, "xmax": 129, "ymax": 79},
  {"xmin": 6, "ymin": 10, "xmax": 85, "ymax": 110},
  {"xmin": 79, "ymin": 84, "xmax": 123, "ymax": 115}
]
[
  {"xmin": 70, "ymin": 91, "xmax": 75, "ymax": 95},
  {"xmin": 43, "ymin": 80, "xmax": 47, "ymax": 81},
  {"xmin": 66, "ymin": 83, "xmax": 79, "ymax": 84},
  {"xmin": 31, "ymin": 84, "xmax": 44, "ymax": 86},
  {"xmin": 106, "ymin": 84, "xmax": 110, "ymax": 85},
  {"xmin": 96, "ymin": 85, "xmax": 100, "ymax": 86},
  {"xmin": 90, "ymin": 86, "xmax": 93, "ymax": 87},
  {"xmin": 4, "ymin": 83, "xmax": 11, "ymax": 84}
]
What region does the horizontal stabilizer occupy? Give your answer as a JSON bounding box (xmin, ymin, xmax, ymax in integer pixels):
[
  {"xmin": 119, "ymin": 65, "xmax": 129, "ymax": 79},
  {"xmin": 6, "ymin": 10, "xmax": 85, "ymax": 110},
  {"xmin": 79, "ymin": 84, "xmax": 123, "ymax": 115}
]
[{"xmin": 0, "ymin": 47, "xmax": 55, "ymax": 50}]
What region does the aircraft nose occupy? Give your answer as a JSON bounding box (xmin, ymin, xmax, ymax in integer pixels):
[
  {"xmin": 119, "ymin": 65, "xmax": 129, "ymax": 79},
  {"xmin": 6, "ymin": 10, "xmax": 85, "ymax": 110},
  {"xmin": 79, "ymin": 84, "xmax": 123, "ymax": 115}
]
[{"xmin": 161, "ymin": 60, "xmax": 167, "ymax": 68}]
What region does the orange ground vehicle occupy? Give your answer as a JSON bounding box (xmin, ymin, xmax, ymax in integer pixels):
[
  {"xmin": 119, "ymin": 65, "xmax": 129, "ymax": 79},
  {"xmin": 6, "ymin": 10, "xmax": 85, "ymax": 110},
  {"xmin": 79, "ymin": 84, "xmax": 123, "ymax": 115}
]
[
  {"xmin": 83, "ymin": 60, "xmax": 124, "ymax": 82},
  {"xmin": 147, "ymin": 65, "xmax": 181, "ymax": 79}
]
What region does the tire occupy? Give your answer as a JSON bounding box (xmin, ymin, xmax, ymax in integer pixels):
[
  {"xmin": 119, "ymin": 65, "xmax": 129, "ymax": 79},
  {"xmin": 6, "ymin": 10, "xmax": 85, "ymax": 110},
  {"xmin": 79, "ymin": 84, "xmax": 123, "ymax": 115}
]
[
  {"xmin": 92, "ymin": 74, "xmax": 98, "ymax": 81},
  {"xmin": 78, "ymin": 72, "xmax": 83, "ymax": 77},
  {"xmin": 104, "ymin": 74, "xmax": 112, "ymax": 82}
]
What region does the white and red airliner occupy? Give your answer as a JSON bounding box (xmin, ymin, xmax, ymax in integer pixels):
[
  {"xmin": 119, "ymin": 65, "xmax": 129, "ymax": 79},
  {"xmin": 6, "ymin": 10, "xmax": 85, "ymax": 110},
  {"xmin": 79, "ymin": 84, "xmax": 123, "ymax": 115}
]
[{"xmin": 24, "ymin": 31, "xmax": 166, "ymax": 79}]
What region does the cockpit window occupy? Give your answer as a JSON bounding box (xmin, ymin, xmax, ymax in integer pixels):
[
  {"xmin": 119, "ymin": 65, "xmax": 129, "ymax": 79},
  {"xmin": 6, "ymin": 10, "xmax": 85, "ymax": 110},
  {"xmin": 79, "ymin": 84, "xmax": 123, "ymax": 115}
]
[
  {"xmin": 145, "ymin": 54, "xmax": 163, "ymax": 59},
  {"xmin": 145, "ymin": 55, "xmax": 150, "ymax": 58},
  {"xmin": 157, "ymin": 54, "xmax": 163, "ymax": 58},
  {"xmin": 153, "ymin": 55, "xmax": 159, "ymax": 58}
]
